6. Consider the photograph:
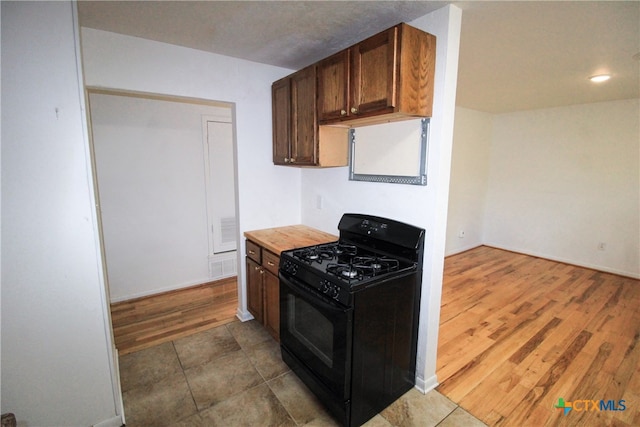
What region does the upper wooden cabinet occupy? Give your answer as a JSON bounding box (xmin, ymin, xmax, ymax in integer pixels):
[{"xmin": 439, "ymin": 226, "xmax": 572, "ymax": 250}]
[
  {"xmin": 316, "ymin": 50, "xmax": 350, "ymax": 122},
  {"xmin": 272, "ymin": 65, "xmax": 349, "ymax": 167},
  {"xmin": 273, "ymin": 65, "xmax": 317, "ymax": 165},
  {"xmin": 317, "ymin": 23, "xmax": 436, "ymax": 127},
  {"xmin": 272, "ymin": 77, "xmax": 291, "ymax": 164},
  {"xmin": 272, "ymin": 22, "xmax": 434, "ymax": 167}
]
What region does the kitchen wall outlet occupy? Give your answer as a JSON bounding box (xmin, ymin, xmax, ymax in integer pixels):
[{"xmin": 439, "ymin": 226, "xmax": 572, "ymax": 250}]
[
  {"xmin": 458, "ymin": 229, "xmax": 466, "ymax": 238},
  {"xmin": 598, "ymin": 242, "xmax": 606, "ymax": 251}
]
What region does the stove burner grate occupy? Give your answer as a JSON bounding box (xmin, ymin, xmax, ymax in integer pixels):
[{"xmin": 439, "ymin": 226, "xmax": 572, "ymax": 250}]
[
  {"xmin": 325, "ymin": 255, "xmax": 402, "ymax": 282},
  {"xmin": 293, "ymin": 247, "xmax": 334, "ymax": 263},
  {"xmin": 293, "ymin": 243, "xmax": 358, "ymax": 264},
  {"xmin": 326, "ymin": 263, "xmax": 364, "ymax": 281},
  {"xmin": 351, "ymin": 256, "xmax": 400, "ymax": 274},
  {"xmin": 332, "ymin": 243, "xmax": 357, "ymax": 256}
]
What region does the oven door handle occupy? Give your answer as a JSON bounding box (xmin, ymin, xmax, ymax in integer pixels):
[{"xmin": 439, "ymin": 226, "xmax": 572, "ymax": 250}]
[{"xmin": 280, "ymin": 272, "xmax": 350, "ymax": 314}]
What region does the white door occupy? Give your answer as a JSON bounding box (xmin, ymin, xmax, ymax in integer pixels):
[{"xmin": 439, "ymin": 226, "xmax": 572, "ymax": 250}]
[{"xmin": 205, "ymin": 119, "xmax": 237, "ymax": 254}]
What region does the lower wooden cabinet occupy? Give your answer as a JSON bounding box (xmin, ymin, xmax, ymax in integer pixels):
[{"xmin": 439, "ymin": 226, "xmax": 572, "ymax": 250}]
[
  {"xmin": 246, "ymin": 257, "xmax": 264, "ymax": 323},
  {"xmin": 262, "ymin": 268, "xmax": 280, "ymax": 340},
  {"xmin": 245, "ymin": 239, "xmax": 280, "ymax": 341}
]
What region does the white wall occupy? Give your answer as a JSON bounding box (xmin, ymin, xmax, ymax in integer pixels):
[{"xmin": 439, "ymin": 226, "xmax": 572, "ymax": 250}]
[
  {"xmin": 300, "ymin": 5, "xmax": 462, "ymax": 391},
  {"xmin": 89, "ymin": 93, "xmax": 233, "ymax": 301},
  {"xmin": 1, "ymin": 2, "xmax": 121, "ymax": 425},
  {"xmin": 80, "ymin": 28, "xmax": 299, "ymax": 317},
  {"xmin": 445, "ymin": 107, "xmax": 492, "ymax": 255},
  {"xmin": 484, "ymin": 99, "xmax": 640, "ymax": 277}
]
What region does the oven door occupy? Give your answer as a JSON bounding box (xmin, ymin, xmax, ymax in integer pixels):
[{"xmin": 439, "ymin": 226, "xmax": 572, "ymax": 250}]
[{"xmin": 279, "ymin": 272, "xmax": 353, "ymax": 400}]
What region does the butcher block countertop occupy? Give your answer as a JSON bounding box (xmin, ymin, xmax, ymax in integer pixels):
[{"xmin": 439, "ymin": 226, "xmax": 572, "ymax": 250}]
[{"xmin": 244, "ymin": 225, "xmax": 337, "ymax": 255}]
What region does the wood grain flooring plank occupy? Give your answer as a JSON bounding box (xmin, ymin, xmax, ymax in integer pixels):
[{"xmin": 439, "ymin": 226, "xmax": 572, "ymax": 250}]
[
  {"xmin": 499, "ymin": 330, "xmax": 592, "ymax": 426},
  {"xmin": 604, "ymin": 328, "xmax": 640, "ymax": 400},
  {"xmin": 513, "ymin": 324, "xmax": 589, "ymax": 392},
  {"xmin": 554, "ymin": 341, "xmax": 613, "ymax": 426},
  {"xmin": 508, "ymin": 317, "xmax": 563, "ymax": 364}
]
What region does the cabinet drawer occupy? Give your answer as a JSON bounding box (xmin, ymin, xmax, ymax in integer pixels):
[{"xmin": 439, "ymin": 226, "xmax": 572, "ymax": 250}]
[
  {"xmin": 262, "ymin": 250, "xmax": 280, "ymax": 276},
  {"xmin": 246, "ymin": 240, "xmax": 261, "ymax": 263}
]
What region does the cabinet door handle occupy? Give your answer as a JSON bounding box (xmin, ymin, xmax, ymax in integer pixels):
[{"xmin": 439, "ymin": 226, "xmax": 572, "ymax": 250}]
[
  {"xmin": 350, "ymin": 107, "xmax": 358, "ymax": 114},
  {"xmin": 254, "ymin": 266, "xmax": 261, "ymax": 271},
  {"xmin": 290, "ymin": 158, "xmax": 296, "ymax": 163},
  {"xmin": 340, "ymin": 109, "xmax": 347, "ymax": 116},
  {"xmin": 284, "ymin": 158, "xmax": 290, "ymax": 163},
  {"xmin": 260, "ymin": 269, "xmax": 264, "ymax": 274}
]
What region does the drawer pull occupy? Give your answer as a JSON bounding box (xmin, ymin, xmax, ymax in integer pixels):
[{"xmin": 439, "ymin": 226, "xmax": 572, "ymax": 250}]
[
  {"xmin": 248, "ymin": 250, "xmax": 256, "ymax": 255},
  {"xmin": 267, "ymin": 261, "xmax": 275, "ymax": 266}
]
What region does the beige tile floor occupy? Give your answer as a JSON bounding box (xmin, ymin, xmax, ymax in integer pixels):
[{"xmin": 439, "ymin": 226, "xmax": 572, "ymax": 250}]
[{"xmin": 119, "ymin": 319, "xmax": 487, "ymax": 427}]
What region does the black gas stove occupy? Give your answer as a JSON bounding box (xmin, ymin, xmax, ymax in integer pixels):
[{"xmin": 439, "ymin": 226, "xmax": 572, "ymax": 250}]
[{"xmin": 279, "ymin": 214, "xmax": 425, "ymax": 427}]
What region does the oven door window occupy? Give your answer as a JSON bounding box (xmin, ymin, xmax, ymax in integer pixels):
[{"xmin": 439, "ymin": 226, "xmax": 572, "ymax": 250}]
[
  {"xmin": 280, "ymin": 275, "xmax": 352, "ymax": 399},
  {"xmin": 289, "ymin": 295, "xmax": 334, "ymax": 367}
]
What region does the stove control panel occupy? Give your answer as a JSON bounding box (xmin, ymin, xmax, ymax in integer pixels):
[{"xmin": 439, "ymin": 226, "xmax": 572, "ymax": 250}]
[
  {"xmin": 359, "ymin": 219, "xmax": 388, "ymax": 235},
  {"xmin": 280, "ymin": 257, "xmax": 351, "ymax": 306}
]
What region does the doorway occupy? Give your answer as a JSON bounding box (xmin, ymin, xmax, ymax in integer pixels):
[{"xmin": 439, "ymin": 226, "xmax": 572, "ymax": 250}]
[{"xmin": 86, "ymin": 88, "xmax": 240, "ymax": 353}]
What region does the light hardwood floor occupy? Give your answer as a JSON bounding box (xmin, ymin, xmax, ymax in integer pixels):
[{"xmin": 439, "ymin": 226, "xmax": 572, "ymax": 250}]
[
  {"xmin": 437, "ymin": 246, "xmax": 640, "ymax": 427},
  {"xmin": 110, "ymin": 277, "xmax": 238, "ymax": 355}
]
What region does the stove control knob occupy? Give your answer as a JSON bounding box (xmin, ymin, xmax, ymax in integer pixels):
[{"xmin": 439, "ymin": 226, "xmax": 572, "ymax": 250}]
[
  {"xmin": 320, "ymin": 280, "xmax": 330, "ymax": 294},
  {"xmin": 331, "ymin": 286, "xmax": 340, "ymax": 298},
  {"xmin": 283, "ymin": 261, "xmax": 298, "ymax": 275}
]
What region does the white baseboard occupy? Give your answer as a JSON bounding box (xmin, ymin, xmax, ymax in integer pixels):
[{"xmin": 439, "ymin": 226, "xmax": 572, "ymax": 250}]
[
  {"xmin": 415, "ymin": 373, "xmax": 439, "ymax": 394},
  {"xmin": 93, "ymin": 415, "xmax": 124, "ymax": 427},
  {"xmin": 110, "ymin": 346, "xmax": 126, "ymax": 426},
  {"xmin": 236, "ymin": 308, "xmax": 254, "ymax": 322},
  {"xmin": 484, "ymin": 243, "xmax": 640, "ymax": 279},
  {"xmin": 445, "ymin": 243, "xmax": 483, "ymax": 257},
  {"xmin": 110, "ymin": 276, "xmax": 234, "ymax": 303}
]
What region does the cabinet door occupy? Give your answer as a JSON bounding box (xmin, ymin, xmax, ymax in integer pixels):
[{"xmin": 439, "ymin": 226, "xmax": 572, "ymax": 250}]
[
  {"xmin": 272, "ymin": 77, "xmax": 291, "ymax": 165},
  {"xmin": 290, "ymin": 65, "xmax": 317, "ymax": 165},
  {"xmin": 246, "ymin": 258, "xmax": 264, "ymax": 323},
  {"xmin": 350, "ymin": 26, "xmax": 398, "ymax": 116},
  {"xmin": 263, "ymin": 269, "xmax": 280, "ymax": 342},
  {"xmin": 317, "ymin": 50, "xmax": 349, "ymax": 122}
]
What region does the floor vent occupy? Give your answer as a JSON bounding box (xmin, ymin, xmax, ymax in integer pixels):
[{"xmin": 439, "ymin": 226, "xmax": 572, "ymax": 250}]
[{"xmin": 209, "ymin": 251, "xmax": 237, "ymax": 280}]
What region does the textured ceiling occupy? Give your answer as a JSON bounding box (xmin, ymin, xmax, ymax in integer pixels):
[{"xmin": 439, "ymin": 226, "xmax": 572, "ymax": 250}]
[
  {"xmin": 77, "ymin": 1, "xmax": 447, "ymax": 69},
  {"xmin": 455, "ymin": 1, "xmax": 640, "ymax": 113},
  {"xmin": 78, "ymin": 1, "xmax": 640, "ymax": 113}
]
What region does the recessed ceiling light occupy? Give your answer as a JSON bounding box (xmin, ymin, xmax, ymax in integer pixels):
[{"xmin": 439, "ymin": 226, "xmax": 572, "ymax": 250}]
[{"xmin": 589, "ymin": 74, "xmax": 611, "ymax": 83}]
